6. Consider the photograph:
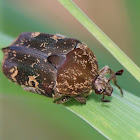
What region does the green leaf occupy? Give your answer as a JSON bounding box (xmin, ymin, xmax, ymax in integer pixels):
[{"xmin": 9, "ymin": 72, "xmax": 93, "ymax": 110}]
[
  {"xmin": 65, "ymin": 87, "xmax": 140, "ymax": 139},
  {"xmin": 0, "ymin": 32, "xmax": 140, "ymax": 140}
]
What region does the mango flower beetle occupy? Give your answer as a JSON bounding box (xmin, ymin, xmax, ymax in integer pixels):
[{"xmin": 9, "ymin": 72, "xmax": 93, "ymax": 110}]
[{"xmin": 1, "ymin": 32, "xmax": 123, "ymax": 104}]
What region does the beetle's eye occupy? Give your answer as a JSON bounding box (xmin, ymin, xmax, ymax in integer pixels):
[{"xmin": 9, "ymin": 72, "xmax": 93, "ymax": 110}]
[{"xmin": 98, "ymin": 88, "xmax": 104, "ymax": 93}]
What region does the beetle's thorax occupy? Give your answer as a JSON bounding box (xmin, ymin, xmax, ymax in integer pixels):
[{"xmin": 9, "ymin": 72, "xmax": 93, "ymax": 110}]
[
  {"xmin": 93, "ymin": 75, "xmax": 113, "ymax": 96},
  {"xmin": 54, "ymin": 43, "xmax": 99, "ymax": 97}
]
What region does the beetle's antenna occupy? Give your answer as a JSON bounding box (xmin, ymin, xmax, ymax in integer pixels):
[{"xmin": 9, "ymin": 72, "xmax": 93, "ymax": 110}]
[
  {"xmin": 107, "ymin": 70, "xmax": 124, "ymax": 96},
  {"xmin": 108, "ymin": 70, "xmax": 123, "ymax": 83}
]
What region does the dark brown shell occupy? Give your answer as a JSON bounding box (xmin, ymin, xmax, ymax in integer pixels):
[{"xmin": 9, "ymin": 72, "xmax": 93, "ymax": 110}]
[{"xmin": 2, "ymin": 32, "xmax": 99, "ymax": 98}]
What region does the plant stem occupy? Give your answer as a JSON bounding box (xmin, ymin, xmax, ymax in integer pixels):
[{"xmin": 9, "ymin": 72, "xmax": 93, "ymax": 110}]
[{"xmin": 58, "ymin": 0, "xmax": 140, "ymax": 82}]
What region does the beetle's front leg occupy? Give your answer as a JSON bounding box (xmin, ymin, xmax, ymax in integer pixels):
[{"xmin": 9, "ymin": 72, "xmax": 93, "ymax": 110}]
[
  {"xmin": 100, "ymin": 65, "xmax": 116, "ymax": 76},
  {"xmin": 100, "ymin": 65, "xmax": 123, "ymax": 96},
  {"xmin": 101, "ymin": 94, "xmax": 110, "ymax": 102}
]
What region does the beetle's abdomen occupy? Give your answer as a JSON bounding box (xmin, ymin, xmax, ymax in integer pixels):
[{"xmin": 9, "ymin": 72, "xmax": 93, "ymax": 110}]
[{"xmin": 56, "ymin": 44, "xmax": 99, "ymax": 96}]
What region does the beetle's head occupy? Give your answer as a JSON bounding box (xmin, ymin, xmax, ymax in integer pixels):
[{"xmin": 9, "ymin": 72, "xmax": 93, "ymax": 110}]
[
  {"xmin": 93, "ymin": 70, "xmax": 123, "ymax": 102},
  {"xmin": 94, "ymin": 76, "xmax": 113, "ymax": 96}
]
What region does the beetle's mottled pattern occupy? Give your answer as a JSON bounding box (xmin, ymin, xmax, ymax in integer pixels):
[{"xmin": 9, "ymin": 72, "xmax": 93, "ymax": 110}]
[
  {"xmin": 55, "ymin": 43, "xmax": 99, "ymax": 97},
  {"xmin": 2, "ymin": 32, "xmax": 123, "ymax": 104},
  {"xmin": 10, "ymin": 66, "xmax": 18, "ymax": 82},
  {"xmin": 2, "ymin": 32, "xmax": 82, "ymax": 97}
]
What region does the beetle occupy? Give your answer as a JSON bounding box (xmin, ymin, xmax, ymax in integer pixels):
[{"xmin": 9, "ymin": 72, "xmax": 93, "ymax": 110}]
[{"xmin": 1, "ymin": 32, "xmax": 123, "ymax": 104}]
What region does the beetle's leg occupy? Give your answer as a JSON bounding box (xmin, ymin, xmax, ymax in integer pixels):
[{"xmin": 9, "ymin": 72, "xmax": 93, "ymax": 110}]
[
  {"xmin": 54, "ymin": 96, "xmax": 71, "ymax": 104},
  {"xmin": 74, "ymin": 96, "xmax": 87, "ymax": 104},
  {"xmin": 100, "ymin": 65, "xmax": 116, "ymax": 76},
  {"xmin": 100, "ymin": 65, "xmax": 123, "ymax": 96},
  {"xmin": 101, "ymin": 95, "xmax": 110, "ymax": 102},
  {"xmin": 21, "ymin": 85, "xmax": 44, "ymax": 95}
]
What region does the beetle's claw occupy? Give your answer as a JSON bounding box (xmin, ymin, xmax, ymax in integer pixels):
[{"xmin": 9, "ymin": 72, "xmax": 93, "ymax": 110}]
[
  {"xmin": 101, "ymin": 99, "xmax": 110, "ymax": 102},
  {"xmin": 101, "ymin": 95, "xmax": 110, "ymax": 102}
]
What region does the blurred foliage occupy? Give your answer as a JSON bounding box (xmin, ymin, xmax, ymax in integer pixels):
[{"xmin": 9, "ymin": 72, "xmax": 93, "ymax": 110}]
[
  {"xmin": 0, "ymin": 1, "xmax": 52, "ymax": 36},
  {"xmin": 124, "ymin": 0, "xmax": 140, "ymax": 67}
]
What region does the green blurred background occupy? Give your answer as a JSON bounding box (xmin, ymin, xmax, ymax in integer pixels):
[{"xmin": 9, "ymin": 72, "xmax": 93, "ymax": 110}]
[{"xmin": 0, "ymin": 0, "xmax": 140, "ymax": 140}]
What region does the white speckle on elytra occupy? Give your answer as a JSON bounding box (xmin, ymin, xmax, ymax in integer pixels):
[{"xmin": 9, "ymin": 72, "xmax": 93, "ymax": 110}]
[{"xmin": 31, "ymin": 32, "xmax": 40, "ymax": 38}]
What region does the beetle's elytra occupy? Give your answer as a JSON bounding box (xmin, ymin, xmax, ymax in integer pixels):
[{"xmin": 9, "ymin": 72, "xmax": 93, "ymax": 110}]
[{"xmin": 1, "ymin": 32, "xmax": 123, "ymax": 104}]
